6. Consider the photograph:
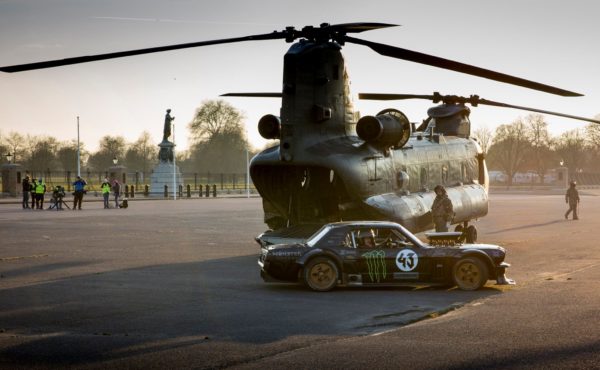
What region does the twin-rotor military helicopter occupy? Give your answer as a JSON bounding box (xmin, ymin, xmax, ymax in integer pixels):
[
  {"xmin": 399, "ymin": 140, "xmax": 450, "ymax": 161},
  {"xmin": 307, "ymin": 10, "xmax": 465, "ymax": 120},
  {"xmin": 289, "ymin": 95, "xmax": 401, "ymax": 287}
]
[{"xmin": 3, "ymin": 22, "xmax": 598, "ymax": 244}]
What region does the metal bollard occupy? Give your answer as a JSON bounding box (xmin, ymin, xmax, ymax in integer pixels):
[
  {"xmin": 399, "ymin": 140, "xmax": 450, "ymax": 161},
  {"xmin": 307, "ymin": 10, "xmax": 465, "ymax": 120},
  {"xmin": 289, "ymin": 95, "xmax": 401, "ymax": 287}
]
[
  {"xmin": 186, "ymin": 184, "xmax": 191, "ymax": 198},
  {"xmin": 124, "ymin": 185, "xmax": 129, "ymax": 198},
  {"xmin": 144, "ymin": 184, "xmax": 149, "ymax": 197},
  {"xmin": 212, "ymin": 184, "xmax": 217, "ymax": 198},
  {"xmin": 164, "ymin": 185, "xmax": 168, "ymax": 198},
  {"xmin": 178, "ymin": 184, "xmax": 183, "ymax": 198},
  {"xmin": 131, "ymin": 186, "xmax": 135, "ymax": 198},
  {"xmin": 199, "ymin": 185, "xmax": 203, "ymax": 197},
  {"xmin": 205, "ymin": 184, "xmax": 209, "ymax": 197}
]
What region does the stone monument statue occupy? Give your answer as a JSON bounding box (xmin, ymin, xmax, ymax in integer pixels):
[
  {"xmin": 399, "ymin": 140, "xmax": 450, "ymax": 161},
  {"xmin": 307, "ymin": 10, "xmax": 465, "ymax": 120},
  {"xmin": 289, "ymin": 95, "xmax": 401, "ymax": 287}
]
[
  {"xmin": 163, "ymin": 109, "xmax": 174, "ymax": 141},
  {"xmin": 150, "ymin": 109, "xmax": 183, "ymax": 196}
]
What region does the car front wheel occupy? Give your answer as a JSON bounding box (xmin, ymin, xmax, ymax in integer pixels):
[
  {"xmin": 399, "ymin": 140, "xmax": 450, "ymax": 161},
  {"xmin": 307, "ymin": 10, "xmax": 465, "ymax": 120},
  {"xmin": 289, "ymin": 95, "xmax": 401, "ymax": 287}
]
[
  {"xmin": 303, "ymin": 257, "xmax": 339, "ymax": 292},
  {"xmin": 453, "ymin": 257, "xmax": 488, "ymax": 290}
]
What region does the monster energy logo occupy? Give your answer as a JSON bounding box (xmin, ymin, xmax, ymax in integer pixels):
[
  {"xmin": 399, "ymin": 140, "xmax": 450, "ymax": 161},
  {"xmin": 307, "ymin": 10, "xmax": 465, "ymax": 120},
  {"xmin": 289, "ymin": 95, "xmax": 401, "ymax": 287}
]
[{"xmin": 362, "ymin": 250, "xmax": 386, "ymax": 283}]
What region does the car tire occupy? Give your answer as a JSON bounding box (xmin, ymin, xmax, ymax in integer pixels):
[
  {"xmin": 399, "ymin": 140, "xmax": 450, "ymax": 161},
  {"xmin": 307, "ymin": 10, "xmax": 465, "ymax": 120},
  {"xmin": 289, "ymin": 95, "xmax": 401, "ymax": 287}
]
[
  {"xmin": 465, "ymin": 225, "xmax": 477, "ymax": 243},
  {"xmin": 303, "ymin": 257, "xmax": 339, "ymax": 292},
  {"xmin": 452, "ymin": 257, "xmax": 488, "ymax": 291}
]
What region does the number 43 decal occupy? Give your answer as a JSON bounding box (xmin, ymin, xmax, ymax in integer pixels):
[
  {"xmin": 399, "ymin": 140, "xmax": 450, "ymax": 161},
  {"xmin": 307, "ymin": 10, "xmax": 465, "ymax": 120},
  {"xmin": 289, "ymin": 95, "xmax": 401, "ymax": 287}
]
[{"xmin": 396, "ymin": 249, "xmax": 418, "ymax": 272}]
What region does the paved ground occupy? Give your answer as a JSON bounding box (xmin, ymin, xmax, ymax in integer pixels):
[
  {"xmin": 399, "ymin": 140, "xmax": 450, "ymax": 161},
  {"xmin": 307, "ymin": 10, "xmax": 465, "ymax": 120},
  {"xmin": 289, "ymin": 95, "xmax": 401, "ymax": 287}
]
[{"xmin": 0, "ymin": 194, "xmax": 598, "ymax": 369}]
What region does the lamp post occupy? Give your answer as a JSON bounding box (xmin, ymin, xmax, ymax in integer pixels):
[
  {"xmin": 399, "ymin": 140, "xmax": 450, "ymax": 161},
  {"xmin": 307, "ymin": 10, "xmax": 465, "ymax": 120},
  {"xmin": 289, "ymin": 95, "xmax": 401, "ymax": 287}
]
[
  {"xmin": 5, "ymin": 152, "xmax": 12, "ymax": 164},
  {"xmin": 112, "ymin": 156, "xmax": 118, "ymax": 165},
  {"xmin": 559, "ymin": 160, "xmax": 568, "ymax": 189}
]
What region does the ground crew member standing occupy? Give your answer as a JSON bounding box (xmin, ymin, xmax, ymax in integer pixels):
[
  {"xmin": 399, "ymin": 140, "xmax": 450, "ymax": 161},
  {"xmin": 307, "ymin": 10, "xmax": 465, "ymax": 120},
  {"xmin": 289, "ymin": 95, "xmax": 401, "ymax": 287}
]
[
  {"xmin": 112, "ymin": 180, "xmax": 121, "ymax": 208},
  {"xmin": 72, "ymin": 176, "xmax": 87, "ymax": 210},
  {"xmin": 34, "ymin": 178, "xmax": 46, "ymax": 210},
  {"xmin": 21, "ymin": 175, "xmax": 31, "ymax": 209},
  {"xmin": 30, "ymin": 178, "xmax": 37, "ymax": 209},
  {"xmin": 565, "ymin": 181, "xmax": 580, "ymax": 220},
  {"xmin": 431, "ymin": 185, "xmax": 454, "ymax": 232},
  {"xmin": 101, "ymin": 178, "xmax": 111, "ymax": 209}
]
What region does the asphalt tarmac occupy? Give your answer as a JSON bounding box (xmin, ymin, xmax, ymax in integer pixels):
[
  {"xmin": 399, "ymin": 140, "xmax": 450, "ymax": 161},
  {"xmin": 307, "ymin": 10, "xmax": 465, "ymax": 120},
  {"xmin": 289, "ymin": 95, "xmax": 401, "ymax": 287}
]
[{"xmin": 0, "ymin": 193, "xmax": 598, "ymax": 369}]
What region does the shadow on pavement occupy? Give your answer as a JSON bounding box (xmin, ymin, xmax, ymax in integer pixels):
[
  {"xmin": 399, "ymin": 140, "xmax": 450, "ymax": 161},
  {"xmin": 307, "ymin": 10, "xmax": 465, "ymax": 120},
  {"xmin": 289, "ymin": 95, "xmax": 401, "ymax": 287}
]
[{"xmin": 0, "ymin": 255, "xmax": 502, "ymax": 367}]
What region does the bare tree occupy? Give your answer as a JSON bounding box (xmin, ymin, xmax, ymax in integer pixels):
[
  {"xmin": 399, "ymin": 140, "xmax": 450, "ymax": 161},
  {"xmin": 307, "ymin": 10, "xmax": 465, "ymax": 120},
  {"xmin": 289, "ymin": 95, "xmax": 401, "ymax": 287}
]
[
  {"xmin": 555, "ymin": 129, "xmax": 586, "ymax": 177},
  {"xmin": 472, "ymin": 125, "xmax": 493, "ymax": 155},
  {"xmin": 525, "ymin": 114, "xmax": 553, "ymax": 183},
  {"xmin": 487, "ymin": 118, "xmax": 530, "ymax": 186},
  {"xmin": 189, "ymin": 100, "xmax": 245, "ymax": 143},
  {"xmin": 124, "ymin": 131, "xmax": 157, "ymax": 177},
  {"xmin": 4, "ymin": 132, "xmax": 25, "ymax": 163},
  {"xmin": 87, "ymin": 135, "xmax": 127, "ymax": 171}
]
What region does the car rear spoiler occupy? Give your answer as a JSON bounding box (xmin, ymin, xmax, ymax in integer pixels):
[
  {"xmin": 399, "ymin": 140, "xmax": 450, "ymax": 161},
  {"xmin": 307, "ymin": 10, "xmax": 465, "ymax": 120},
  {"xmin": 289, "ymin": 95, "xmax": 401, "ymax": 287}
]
[{"xmin": 255, "ymin": 223, "xmax": 324, "ymax": 247}]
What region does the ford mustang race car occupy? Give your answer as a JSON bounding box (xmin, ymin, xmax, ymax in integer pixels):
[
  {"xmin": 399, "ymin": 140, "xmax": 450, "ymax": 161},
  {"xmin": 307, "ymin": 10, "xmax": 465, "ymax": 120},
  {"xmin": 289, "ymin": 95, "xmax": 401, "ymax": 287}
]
[{"xmin": 257, "ymin": 221, "xmax": 514, "ymax": 291}]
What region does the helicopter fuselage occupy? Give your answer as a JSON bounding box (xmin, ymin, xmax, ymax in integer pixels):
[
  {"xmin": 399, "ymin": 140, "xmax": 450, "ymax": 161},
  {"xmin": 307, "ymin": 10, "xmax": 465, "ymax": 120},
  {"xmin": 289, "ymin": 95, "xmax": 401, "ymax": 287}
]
[{"xmin": 250, "ymin": 40, "xmax": 488, "ymax": 234}]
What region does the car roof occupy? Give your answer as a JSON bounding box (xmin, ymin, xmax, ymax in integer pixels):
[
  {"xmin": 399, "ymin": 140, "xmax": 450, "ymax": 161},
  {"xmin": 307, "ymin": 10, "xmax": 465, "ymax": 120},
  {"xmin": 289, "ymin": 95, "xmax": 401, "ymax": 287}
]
[{"xmin": 325, "ymin": 221, "xmax": 402, "ymax": 228}]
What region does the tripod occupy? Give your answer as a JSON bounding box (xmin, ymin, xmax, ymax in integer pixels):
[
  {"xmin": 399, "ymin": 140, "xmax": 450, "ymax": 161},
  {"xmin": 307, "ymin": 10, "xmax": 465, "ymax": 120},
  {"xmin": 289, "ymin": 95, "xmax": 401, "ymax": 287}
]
[{"xmin": 47, "ymin": 196, "xmax": 71, "ymax": 210}]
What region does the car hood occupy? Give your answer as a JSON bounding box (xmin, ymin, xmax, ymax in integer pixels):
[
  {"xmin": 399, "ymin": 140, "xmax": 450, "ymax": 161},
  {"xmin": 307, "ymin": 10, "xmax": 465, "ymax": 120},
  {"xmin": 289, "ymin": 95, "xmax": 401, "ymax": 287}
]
[
  {"xmin": 460, "ymin": 243, "xmax": 505, "ymax": 253},
  {"xmin": 266, "ymin": 243, "xmax": 307, "ymax": 251}
]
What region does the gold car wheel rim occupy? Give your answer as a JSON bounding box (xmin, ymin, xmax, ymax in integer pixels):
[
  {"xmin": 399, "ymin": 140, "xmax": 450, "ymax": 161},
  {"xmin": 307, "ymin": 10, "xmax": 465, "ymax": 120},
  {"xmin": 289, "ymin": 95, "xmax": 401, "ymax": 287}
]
[
  {"xmin": 308, "ymin": 262, "xmax": 335, "ymax": 289},
  {"xmin": 456, "ymin": 262, "xmax": 481, "ymax": 289}
]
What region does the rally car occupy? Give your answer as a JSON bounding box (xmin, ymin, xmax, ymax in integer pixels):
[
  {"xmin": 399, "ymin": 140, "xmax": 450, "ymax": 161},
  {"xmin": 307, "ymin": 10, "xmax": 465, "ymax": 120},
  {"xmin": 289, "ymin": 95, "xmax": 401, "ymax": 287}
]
[{"xmin": 257, "ymin": 221, "xmax": 514, "ymax": 291}]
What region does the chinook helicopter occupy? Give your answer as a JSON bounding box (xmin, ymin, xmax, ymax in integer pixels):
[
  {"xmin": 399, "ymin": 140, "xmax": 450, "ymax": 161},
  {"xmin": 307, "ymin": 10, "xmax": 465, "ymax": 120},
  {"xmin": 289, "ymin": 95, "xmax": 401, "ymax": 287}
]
[{"xmin": 3, "ymin": 22, "xmax": 598, "ymax": 244}]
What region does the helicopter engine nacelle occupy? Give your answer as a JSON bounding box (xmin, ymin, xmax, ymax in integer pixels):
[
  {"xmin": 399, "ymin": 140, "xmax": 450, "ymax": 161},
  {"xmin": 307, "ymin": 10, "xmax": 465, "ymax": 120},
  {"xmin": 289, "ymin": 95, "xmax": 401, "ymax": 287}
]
[
  {"xmin": 356, "ymin": 109, "xmax": 411, "ymax": 149},
  {"xmin": 258, "ymin": 114, "xmax": 281, "ymax": 140}
]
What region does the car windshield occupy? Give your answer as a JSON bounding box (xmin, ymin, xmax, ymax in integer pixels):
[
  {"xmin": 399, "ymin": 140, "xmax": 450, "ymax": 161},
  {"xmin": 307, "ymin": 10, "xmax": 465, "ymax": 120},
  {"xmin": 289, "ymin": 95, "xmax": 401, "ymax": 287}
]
[{"xmin": 306, "ymin": 225, "xmax": 332, "ymax": 247}]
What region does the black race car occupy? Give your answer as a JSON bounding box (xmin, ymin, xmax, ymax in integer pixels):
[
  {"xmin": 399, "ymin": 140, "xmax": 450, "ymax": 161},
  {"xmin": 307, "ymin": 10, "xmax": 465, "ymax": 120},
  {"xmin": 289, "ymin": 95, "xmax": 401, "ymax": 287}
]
[{"xmin": 257, "ymin": 221, "xmax": 514, "ymax": 291}]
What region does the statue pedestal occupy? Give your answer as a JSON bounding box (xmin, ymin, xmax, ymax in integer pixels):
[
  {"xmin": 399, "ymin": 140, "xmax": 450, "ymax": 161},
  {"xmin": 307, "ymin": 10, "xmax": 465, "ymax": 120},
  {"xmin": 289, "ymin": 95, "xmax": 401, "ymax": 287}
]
[
  {"xmin": 150, "ymin": 162, "xmax": 183, "ymax": 197},
  {"xmin": 1, "ymin": 163, "xmax": 23, "ymax": 197},
  {"xmin": 150, "ymin": 140, "xmax": 182, "ymax": 197}
]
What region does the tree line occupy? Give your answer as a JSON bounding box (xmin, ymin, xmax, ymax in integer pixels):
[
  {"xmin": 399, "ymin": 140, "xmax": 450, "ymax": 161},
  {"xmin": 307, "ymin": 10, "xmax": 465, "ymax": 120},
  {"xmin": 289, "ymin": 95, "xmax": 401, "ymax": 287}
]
[
  {"xmin": 474, "ymin": 114, "xmax": 600, "ymax": 185},
  {"xmin": 0, "ymin": 100, "xmax": 257, "ymax": 176}
]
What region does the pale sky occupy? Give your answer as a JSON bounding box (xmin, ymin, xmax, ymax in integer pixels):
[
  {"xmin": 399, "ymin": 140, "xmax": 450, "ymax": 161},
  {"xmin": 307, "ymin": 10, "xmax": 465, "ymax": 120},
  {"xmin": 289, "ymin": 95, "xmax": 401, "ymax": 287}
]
[{"xmin": 1, "ymin": 0, "xmax": 598, "ymax": 152}]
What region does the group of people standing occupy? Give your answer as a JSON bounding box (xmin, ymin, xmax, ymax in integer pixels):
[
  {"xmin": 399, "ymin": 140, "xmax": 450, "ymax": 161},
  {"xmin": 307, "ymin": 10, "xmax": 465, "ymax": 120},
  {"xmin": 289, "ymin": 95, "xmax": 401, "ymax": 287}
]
[
  {"xmin": 21, "ymin": 175, "xmax": 123, "ymax": 210},
  {"xmin": 21, "ymin": 175, "xmax": 46, "ymax": 209},
  {"xmin": 101, "ymin": 178, "xmax": 121, "ymax": 209}
]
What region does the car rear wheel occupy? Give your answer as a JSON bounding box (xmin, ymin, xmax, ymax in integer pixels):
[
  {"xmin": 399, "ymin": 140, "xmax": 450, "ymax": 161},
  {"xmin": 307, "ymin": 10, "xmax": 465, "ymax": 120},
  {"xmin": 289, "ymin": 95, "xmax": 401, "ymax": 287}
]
[
  {"xmin": 303, "ymin": 257, "xmax": 338, "ymax": 292},
  {"xmin": 453, "ymin": 257, "xmax": 488, "ymax": 290}
]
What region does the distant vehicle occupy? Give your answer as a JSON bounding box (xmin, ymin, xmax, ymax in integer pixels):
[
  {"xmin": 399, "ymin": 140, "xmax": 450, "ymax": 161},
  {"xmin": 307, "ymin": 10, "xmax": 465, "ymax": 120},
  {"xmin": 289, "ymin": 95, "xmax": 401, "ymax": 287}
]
[{"xmin": 257, "ymin": 221, "xmax": 513, "ymax": 291}]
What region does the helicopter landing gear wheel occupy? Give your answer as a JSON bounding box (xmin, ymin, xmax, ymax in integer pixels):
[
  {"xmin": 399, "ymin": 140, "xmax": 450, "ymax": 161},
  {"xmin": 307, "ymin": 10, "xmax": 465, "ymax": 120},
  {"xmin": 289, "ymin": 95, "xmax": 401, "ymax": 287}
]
[
  {"xmin": 454, "ymin": 224, "xmax": 464, "ymax": 233},
  {"xmin": 465, "ymin": 225, "xmax": 478, "ymax": 243}
]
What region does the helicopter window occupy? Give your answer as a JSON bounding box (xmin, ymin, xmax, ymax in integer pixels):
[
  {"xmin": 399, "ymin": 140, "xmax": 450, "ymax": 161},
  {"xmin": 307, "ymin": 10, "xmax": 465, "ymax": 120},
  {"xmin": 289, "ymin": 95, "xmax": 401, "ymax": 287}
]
[
  {"xmin": 442, "ymin": 165, "xmax": 449, "ymax": 184},
  {"xmin": 420, "ymin": 167, "xmax": 428, "ymax": 188}
]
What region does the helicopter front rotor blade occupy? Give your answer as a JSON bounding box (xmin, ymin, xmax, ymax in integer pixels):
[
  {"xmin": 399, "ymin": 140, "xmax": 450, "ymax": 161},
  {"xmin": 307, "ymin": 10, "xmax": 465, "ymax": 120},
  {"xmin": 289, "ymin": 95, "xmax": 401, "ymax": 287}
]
[
  {"xmin": 477, "ymin": 98, "xmax": 600, "ymax": 124},
  {"xmin": 345, "ymin": 36, "xmax": 583, "ymax": 97},
  {"xmin": 221, "ymin": 93, "xmax": 282, "ymax": 98},
  {"xmin": 328, "ymin": 22, "xmax": 398, "ymax": 33},
  {"xmin": 0, "ymin": 32, "xmax": 286, "ymax": 73}
]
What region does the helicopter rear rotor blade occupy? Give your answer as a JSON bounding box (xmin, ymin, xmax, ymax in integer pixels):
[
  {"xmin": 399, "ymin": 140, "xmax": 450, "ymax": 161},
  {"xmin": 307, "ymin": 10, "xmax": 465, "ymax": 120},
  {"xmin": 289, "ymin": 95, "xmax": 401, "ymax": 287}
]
[
  {"xmin": 477, "ymin": 98, "xmax": 600, "ymax": 124},
  {"xmin": 221, "ymin": 93, "xmax": 282, "ymax": 98},
  {"xmin": 358, "ymin": 93, "xmax": 434, "ymax": 101},
  {"xmin": 0, "ymin": 32, "xmax": 287, "ymax": 73},
  {"xmin": 346, "ymin": 36, "xmax": 583, "ymax": 97},
  {"xmin": 359, "ymin": 92, "xmax": 600, "ymax": 124}
]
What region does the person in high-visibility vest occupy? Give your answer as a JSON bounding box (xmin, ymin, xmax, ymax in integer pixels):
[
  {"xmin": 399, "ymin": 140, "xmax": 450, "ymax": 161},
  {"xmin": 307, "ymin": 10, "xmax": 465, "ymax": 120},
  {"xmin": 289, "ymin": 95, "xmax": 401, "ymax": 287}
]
[
  {"xmin": 34, "ymin": 178, "xmax": 46, "ymax": 210},
  {"xmin": 101, "ymin": 178, "xmax": 111, "ymax": 209}
]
